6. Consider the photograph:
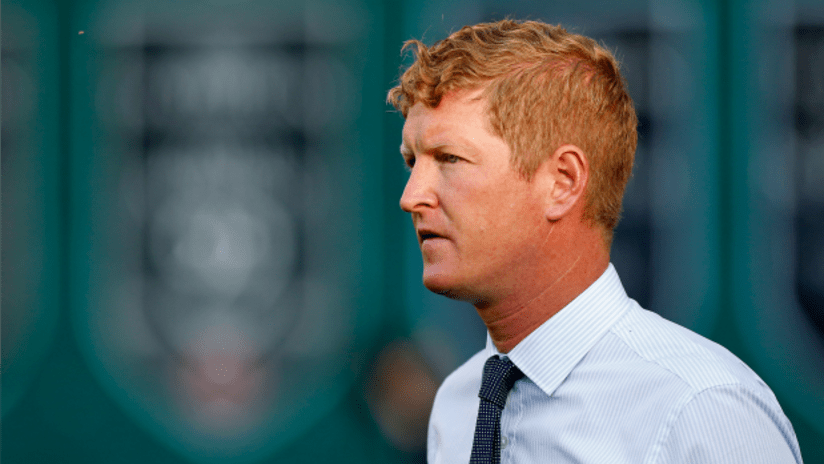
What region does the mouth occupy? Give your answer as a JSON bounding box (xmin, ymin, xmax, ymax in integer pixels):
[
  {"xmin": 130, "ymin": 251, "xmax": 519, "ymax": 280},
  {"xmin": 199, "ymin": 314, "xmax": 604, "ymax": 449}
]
[{"xmin": 417, "ymin": 229, "xmax": 445, "ymax": 244}]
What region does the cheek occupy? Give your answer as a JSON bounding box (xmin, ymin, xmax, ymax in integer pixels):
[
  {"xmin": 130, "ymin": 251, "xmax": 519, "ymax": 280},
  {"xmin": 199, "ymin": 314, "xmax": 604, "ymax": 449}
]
[
  {"xmin": 442, "ymin": 173, "xmax": 535, "ymax": 248},
  {"xmin": 482, "ymin": 193, "xmax": 542, "ymax": 249},
  {"xmin": 462, "ymin": 200, "xmax": 519, "ymax": 253}
]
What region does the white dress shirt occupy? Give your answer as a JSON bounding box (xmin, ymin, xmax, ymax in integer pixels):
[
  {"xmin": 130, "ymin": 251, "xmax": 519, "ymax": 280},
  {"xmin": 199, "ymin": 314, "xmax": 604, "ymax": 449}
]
[{"xmin": 427, "ymin": 264, "xmax": 803, "ymax": 463}]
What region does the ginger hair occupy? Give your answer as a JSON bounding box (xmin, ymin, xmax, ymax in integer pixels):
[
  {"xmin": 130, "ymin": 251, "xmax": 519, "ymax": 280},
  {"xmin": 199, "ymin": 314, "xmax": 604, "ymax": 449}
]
[{"xmin": 387, "ymin": 19, "xmax": 637, "ymax": 245}]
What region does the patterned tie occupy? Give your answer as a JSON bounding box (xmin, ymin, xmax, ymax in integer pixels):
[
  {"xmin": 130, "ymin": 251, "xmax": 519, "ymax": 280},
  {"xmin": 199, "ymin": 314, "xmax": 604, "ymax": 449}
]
[{"xmin": 469, "ymin": 355, "xmax": 524, "ymax": 464}]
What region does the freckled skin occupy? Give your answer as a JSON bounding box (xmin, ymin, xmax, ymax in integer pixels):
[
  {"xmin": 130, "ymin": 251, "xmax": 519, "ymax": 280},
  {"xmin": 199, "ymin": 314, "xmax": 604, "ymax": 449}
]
[{"xmin": 400, "ymin": 89, "xmax": 609, "ymax": 353}]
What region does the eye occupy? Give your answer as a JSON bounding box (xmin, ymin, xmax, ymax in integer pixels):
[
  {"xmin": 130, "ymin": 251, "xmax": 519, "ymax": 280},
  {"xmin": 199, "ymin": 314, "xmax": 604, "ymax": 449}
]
[
  {"xmin": 436, "ymin": 152, "xmax": 461, "ymax": 164},
  {"xmin": 404, "ymin": 155, "xmax": 415, "ymax": 170}
]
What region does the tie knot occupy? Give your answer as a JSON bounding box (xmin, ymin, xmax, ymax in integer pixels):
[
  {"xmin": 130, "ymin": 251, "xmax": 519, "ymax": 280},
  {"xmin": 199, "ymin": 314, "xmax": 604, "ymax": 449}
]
[{"xmin": 478, "ymin": 355, "xmax": 524, "ymax": 409}]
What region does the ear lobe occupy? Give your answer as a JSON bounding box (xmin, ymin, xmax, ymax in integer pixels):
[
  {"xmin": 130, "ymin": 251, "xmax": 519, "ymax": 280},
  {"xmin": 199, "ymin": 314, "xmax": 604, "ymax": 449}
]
[{"xmin": 541, "ymin": 144, "xmax": 589, "ymax": 221}]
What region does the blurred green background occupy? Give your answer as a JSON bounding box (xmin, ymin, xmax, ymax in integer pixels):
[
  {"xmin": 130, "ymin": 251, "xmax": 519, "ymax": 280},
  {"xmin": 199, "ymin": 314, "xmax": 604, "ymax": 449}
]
[{"xmin": 2, "ymin": 0, "xmax": 823, "ymax": 462}]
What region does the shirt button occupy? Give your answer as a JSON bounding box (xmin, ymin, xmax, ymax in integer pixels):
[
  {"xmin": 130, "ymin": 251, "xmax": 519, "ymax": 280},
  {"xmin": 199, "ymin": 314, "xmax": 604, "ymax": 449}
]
[{"xmin": 501, "ymin": 436, "xmax": 509, "ymax": 449}]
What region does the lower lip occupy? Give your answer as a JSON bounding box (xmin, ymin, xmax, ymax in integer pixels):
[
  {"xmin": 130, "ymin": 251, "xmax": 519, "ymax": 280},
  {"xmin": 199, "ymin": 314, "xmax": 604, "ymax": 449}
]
[{"xmin": 421, "ymin": 237, "xmax": 449, "ymax": 249}]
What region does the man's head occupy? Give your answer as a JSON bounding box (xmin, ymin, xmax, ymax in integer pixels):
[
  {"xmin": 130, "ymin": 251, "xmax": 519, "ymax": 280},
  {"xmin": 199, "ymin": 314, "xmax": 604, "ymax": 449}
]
[{"xmin": 388, "ymin": 19, "xmax": 637, "ymax": 246}]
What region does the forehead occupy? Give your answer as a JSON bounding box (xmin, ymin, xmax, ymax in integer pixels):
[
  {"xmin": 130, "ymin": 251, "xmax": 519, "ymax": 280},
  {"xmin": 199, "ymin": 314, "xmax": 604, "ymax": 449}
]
[{"xmin": 401, "ymin": 89, "xmax": 490, "ymax": 151}]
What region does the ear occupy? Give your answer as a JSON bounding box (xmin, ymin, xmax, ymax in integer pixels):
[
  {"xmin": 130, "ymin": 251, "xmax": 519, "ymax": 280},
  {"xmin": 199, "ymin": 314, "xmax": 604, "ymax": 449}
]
[{"xmin": 536, "ymin": 144, "xmax": 589, "ymax": 221}]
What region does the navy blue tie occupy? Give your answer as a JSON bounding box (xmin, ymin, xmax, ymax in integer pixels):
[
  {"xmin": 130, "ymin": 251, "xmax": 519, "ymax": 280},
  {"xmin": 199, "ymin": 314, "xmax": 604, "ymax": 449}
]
[{"xmin": 470, "ymin": 355, "xmax": 524, "ymax": 464}]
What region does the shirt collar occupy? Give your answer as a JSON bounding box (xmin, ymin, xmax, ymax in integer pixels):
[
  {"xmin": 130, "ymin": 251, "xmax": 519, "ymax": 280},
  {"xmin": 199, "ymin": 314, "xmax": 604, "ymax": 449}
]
[{"xmin": 484, "ymin": 263, "xmax": 631, "ymax": 397}]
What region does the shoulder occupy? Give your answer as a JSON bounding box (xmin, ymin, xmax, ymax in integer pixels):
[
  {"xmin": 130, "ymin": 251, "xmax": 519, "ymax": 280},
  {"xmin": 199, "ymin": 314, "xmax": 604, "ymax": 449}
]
[
  {"xmin": 604, "ymin": 303, "xmax": 801, "ymax": 463},
  {"xmin": 609, "ymin": 301, "xmax": 765, "ymax": 393},
  {"xmin": 652, "ymin": 383, "xmax": 802, "ymax": 463}
]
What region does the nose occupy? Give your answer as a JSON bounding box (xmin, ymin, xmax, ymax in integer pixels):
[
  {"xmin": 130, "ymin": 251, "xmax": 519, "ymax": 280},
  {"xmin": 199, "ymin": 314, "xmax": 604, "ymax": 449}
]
[{"xmin": 399, "ymin": 161, "xmax": 437, "ymax": 213}]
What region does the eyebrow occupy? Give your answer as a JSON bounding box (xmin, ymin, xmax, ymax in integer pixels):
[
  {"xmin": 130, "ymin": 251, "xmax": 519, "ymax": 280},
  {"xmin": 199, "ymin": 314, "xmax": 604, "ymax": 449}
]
[{"xmin": 400, "ymin": 139, "xmax": 476, "ymax": 157}]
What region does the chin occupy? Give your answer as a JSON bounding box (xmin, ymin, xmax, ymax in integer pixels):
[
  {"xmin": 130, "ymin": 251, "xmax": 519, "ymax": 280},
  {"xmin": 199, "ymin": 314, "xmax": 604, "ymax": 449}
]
[
  {"xmin": 422, "ymin": 268, "xmax": 483, "ymax": 304},
  {"xmin": 422, "ymin": 270, "xmax": 452, "ymax": 293}
]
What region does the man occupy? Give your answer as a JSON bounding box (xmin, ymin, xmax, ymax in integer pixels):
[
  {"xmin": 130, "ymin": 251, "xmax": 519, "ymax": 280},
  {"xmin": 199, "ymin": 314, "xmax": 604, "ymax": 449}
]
[{"xmin": 388, "ymin": 19, "xmax": 803, "ymax": 463}]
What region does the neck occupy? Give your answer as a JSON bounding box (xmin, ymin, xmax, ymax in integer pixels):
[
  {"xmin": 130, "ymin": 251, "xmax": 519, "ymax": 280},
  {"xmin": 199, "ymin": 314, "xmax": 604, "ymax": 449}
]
[{"xmin": 476, "ymin": 225, "xmax": 609, "ymax": 354}]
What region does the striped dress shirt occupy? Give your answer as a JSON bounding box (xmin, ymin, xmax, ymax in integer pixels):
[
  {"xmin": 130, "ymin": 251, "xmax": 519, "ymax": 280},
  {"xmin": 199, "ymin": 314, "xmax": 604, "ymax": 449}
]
[{"xmin": 427, "ymin": 264, "xmax": 803, "ymax": 463}]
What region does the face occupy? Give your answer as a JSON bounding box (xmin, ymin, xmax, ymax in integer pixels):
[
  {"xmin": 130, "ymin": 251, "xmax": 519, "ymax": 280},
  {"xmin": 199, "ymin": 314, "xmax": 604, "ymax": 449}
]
[{"xmin": 400, "ymin": 89, "xmax": 548, "ymax": 305}]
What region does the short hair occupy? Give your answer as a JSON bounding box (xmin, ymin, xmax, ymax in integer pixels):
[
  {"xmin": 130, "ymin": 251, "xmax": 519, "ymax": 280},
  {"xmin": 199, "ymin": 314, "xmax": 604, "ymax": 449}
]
[{"xmin": 387, "ymin": 19, "xmax": 637, "ymax": 244}]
